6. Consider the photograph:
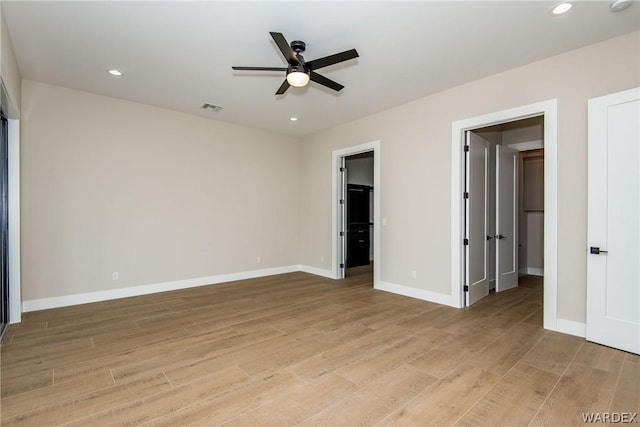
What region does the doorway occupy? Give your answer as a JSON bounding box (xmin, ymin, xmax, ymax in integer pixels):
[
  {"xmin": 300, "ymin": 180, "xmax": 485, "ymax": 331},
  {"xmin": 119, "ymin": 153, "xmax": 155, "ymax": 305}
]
[
  {"xmin": 345, "ymin": 152, "xmax": 374, "ymax": 274},
  {"xmin": 465, "ymin": 117, "xmax": 544, "ymax": 306},
  {"xmin": 332, "ymin": 141, "xmax": 381, "ymax": 286},
  {"xmin": 451, "ymin": 99, "xmax": 559, "ymax": 332}
]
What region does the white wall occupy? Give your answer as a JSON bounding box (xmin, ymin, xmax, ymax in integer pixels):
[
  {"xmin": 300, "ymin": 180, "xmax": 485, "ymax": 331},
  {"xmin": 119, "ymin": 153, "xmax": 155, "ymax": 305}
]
[
  {"xmin": 21, "ymin": 81, "xmax": 300, "ymax": 303},
  {"xmin": 346, "ymin": 156, "xmax": 374, "ymax": 186},
  {"xmin": 523, "ymin": 153, "xmax": 544, "ymax": 275},
  {"xmin": 0, "ymin": 8, "xmax": 21, "ymax": 114},
  {"xmin": 299, "ymin": 31, "xmax": 640, "ymax": 324}
]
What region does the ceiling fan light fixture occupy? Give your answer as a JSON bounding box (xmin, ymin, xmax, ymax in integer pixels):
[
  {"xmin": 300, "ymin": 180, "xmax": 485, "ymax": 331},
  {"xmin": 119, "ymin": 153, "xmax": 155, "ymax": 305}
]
[{"xmin": 287, "ymin": 70, "xmax": 310, "ymax": 87}]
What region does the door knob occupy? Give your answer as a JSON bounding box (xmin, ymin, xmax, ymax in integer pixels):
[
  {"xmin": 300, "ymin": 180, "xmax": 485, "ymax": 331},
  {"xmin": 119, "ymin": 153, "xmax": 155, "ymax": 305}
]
[
  {"xmin": 590, "ymin": 246, "xmax": 608, "ymax": 255},
  {"xmin": 495, "ymin": 234, "xmax": 506, "ymax": 240}
]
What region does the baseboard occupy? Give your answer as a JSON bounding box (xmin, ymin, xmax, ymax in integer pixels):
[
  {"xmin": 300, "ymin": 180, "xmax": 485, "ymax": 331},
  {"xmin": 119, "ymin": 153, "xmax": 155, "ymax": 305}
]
[
  {"xmin": 519, "ymin": 267, "xmax": 544, "ymax": 277},
  {"xmin": 22, "ymin": 265, "xmax": 300, "ymax": 312},
  {"xmin": 556, "ymin": 318, "xmax": 586, "ymax": 338},
  {"xmin": 376, "ymin": 280, "xmax": 457, "ymax": 308},
  {"xmin": 299, "ymin": 265, "xmax": 335, "ymax": 279}
]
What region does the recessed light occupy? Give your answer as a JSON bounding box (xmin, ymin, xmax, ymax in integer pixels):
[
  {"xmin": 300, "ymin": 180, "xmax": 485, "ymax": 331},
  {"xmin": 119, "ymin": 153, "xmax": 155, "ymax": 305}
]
[
  {"xmin": 107, "ymin": 69, "xmax": 123, "ymax": 76},
  {"xmin": 290, "ymin": 117, "xmax": 298, "ymax": 121},
  {"xmin": 610, "ymin": 0, "xmax": 633, "ymax": 12},
  {"xmin": 552, "ymin": 2, "xmax": 573, "ymax": 14}
]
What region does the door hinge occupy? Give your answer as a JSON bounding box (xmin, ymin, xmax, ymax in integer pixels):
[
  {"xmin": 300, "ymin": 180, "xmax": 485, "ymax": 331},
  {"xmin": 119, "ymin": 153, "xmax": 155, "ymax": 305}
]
[
  {"xmin": 464, "ymin": 145, "xmax": 470, "ymax": 153},
  {"xmin": 463, "ymin": 285, "xmax": 469, "ymax": 292},
  {"xmin": 340, "ymin": 263, "xmax": 345, "ymax": 268},
  {"xmin": 463, "ymin": 192, "xmax": 469, "ymax": 199},
  {"xmin": 339, "ymin": 231, "xmax": 345, "ymax": 236},
  {"xmin": 339, "ymin": 199, "xmax": 345, "ymax": 204},
  {"xmin": 339, "ymin": 167, "xmax": 346, "ymax": 172},
  {"xmin": 463, "ymin": 238, "xmax": 469, "ymax": 246}
]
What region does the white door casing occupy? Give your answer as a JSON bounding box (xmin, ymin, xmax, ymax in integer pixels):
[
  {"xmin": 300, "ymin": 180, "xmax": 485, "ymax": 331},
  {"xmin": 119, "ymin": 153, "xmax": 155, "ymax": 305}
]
[
  {"xmin": 587, "ymin": 87, "xmax": 640, "ymax": 355},
  {"xmin": 338, "ymin": 156, "xmax": 347, "ymax": 279},
  {"xmin": 451, "ymin": 99, "xmax": 557, "ymax": 331},
  {"xmin": 496, "ymin": 145, "xmax": 519, "ymax": 292},
  {"xmin": 465, "ymin": 132, "xmax": 490, "ymax": 305},
  {"xmin": 332, "ymin": 141, "xmax": 381, "ymax": 287}
]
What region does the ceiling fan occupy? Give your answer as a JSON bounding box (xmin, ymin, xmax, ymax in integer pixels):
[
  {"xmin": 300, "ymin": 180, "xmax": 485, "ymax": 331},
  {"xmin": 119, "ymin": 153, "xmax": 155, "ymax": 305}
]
[{"xmin": 232, "ymin": 32, "xmax": 359, "ymax": 95}]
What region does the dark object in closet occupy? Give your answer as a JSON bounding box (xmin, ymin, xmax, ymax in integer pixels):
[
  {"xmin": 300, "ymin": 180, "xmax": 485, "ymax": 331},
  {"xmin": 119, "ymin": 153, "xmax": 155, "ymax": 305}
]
[{"xmin": 347, "ymin": 184, "xmax": 372, "ymax": 268}]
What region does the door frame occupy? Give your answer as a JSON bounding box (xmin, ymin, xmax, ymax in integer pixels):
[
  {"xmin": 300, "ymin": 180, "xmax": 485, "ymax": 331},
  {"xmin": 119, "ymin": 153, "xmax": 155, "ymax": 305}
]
[
  {"xmin": 332, "ymin": 140, "xmax": 380, "ymax": 287},
  {"xmin": 451, "ymin": 99, "xmax": 558, "ymax": 331},
  {"xmin": 0, "ymin": 80, "xmax": 21, "ymax": 325}
]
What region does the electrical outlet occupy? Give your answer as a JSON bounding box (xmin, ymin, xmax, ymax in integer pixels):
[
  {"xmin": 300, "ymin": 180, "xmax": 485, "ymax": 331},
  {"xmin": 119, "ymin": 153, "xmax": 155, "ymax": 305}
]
[
  {"xmin": 411, "ymin": 270, "xmax": 417, "ymax": 279},
  {"xmin": 257, "ymin": 256, "xmax": 261, "ymax": 264},
  {"xmin": 112, "ymin": 272, "xmax": 119, "ymax": 281},
  {"xmin": 320, "ymin": 256, "xmax": 324, "ymax": 263}
]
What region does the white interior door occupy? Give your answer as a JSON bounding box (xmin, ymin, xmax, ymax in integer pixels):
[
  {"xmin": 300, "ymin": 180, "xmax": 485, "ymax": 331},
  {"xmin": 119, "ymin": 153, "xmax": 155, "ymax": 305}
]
[
  {"xmin": 587, "ymin": 87, "xmax": 640, "ymax": 355},
  {"xmin": 496, "ymin": 145, "xmax": 518, "ymax": 292},
  {"xmin": 465, "ymin": 132, "xmax": 489, "ymax": 305}
]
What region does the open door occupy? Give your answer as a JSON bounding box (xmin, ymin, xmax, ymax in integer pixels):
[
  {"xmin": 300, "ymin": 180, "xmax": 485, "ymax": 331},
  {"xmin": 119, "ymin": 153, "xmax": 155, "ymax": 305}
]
[
  {"xmin": 465, "ymin": 132, "xmax": 490, "ymax": 305},
  {"xmin": 587, "ymin": 87, "xmax": 640, "ymax": 355},
  {"xmin": 338, "ymin": 157, "xmax": 347, "ymax": 279},
  {"xmin": 496, "ymin": 145, "xmax": 518, "ymax": 292}
]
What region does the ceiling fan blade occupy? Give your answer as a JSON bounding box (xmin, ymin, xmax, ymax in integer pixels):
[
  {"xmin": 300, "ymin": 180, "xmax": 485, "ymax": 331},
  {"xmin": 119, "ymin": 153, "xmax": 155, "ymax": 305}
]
[
  {"xmin": 275, "ymin": 79, "xmax": 290, "ymax": 95},
  {"xmin": 310, "ymin": 72, "xmax": 344, "ymax": 92},
  {"xmin": 232, "ymin": 66, "xmax": 287, "ymax": 71},
  {"xmin": 306, "ymin": 49, "xmax": 359, "ymax": 71},
  {"xmin": 270, "ymin": 32, "xmax": 297, "ymax": 64}
]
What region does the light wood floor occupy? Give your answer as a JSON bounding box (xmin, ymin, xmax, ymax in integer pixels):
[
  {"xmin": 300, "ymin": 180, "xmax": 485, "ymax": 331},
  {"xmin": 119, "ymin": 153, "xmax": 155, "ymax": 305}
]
[{"xmin": 1, "ymin": 267, "xmax": 638, "ymax": 426}]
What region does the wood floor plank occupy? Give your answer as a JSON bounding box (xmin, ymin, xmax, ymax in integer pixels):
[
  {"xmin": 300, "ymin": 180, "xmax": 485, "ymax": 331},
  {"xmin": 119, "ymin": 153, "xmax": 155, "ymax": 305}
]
[
  {"xmin": 454, "ymin": 363, "xmax": 558, "ymax": 427},
  {"xmin": 377, "ymin": 364, "xmax": 500, "ymax": 427},
  {"xmin": 111, "ymin": 326, "xmax": 284, "ymax": 384},
  {"xmin": 486, "ymin": 300, "xmax": 541, "ymax": 331},
  {"xmin": 335, "ymin": 335, "xmax": 433, "ymax": 386},
  {"xmin": 143, "ymin": 372, "xmax": 302, "ymax": 426},
  {"xmin": 530, "ymin": 363, "xmax": 618, "ymax": 426},
  {"xmin": 1, "ymin": 336, "xmax": 93, "ymax": 367},
  {"xmin": 409, "ymin": 327, "xmax": 502, "ymax": 379},
  {"xmin": 572, "ymin": 341, "xmax": 626, "ymax": 374},
  {"xmin": 299, "ymin": 364, "xmax": 437, "ymax": 426},
  {"xmin": 64, "ymin": 366, "xmax": 252, "ymax": 427},
  {"xmin": 522, "ymin": 307, "xmax": 543, "ymax": 327},
  {"xmin": 287, "ymin": 324, "xmax": 408, "ymax": 383},
  {"xmin": 1, "ymin": 373, "xmax": 171, "ymax": 426},
  {"xmin": 520, "ymin": 330, "xmax": 583, "ymax": 375},
  {"xmin": 609, "ymin": 355, "xmax": 640, "ymax": 413},
  {"xmin": 221, "ymin": 374, "xmax": 358, "ymax": 426},
  {"xmin": 467, "ymin": 322, "xmax": 545, "ymax": 376},
  {"xmin": 0, "ymin": 371, "xmax": 114, "ymax": 420},
  {"xmin": 237, "ymin": 334, "xmax": 338, "ymax": 379},
  {"xmin": 51, "ymin": 328, "xmax": 207, "ymax": 384},
  {"xmin": 0, "ymin": 368, "xmax": 53, "ymax": 399}
]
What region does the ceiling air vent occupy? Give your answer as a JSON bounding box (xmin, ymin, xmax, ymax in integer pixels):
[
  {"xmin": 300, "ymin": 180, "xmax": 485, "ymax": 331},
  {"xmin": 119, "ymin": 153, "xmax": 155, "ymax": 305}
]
[{"xmin": 201, "ymin": 103, "xmax": 224, "ymax": 112}]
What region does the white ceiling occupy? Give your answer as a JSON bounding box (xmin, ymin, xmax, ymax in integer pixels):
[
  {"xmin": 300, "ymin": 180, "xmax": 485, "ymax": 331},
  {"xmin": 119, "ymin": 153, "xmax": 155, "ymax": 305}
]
[{"xmin": 3, "ymin": 1, "xmax": 639, "ymax": 137}]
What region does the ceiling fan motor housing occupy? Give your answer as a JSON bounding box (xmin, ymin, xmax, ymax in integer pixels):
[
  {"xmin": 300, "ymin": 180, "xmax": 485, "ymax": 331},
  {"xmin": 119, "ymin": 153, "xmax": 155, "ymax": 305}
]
[{"xmin": 290, "ymin": 40, "xmax": 306, "ymax": 54}]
